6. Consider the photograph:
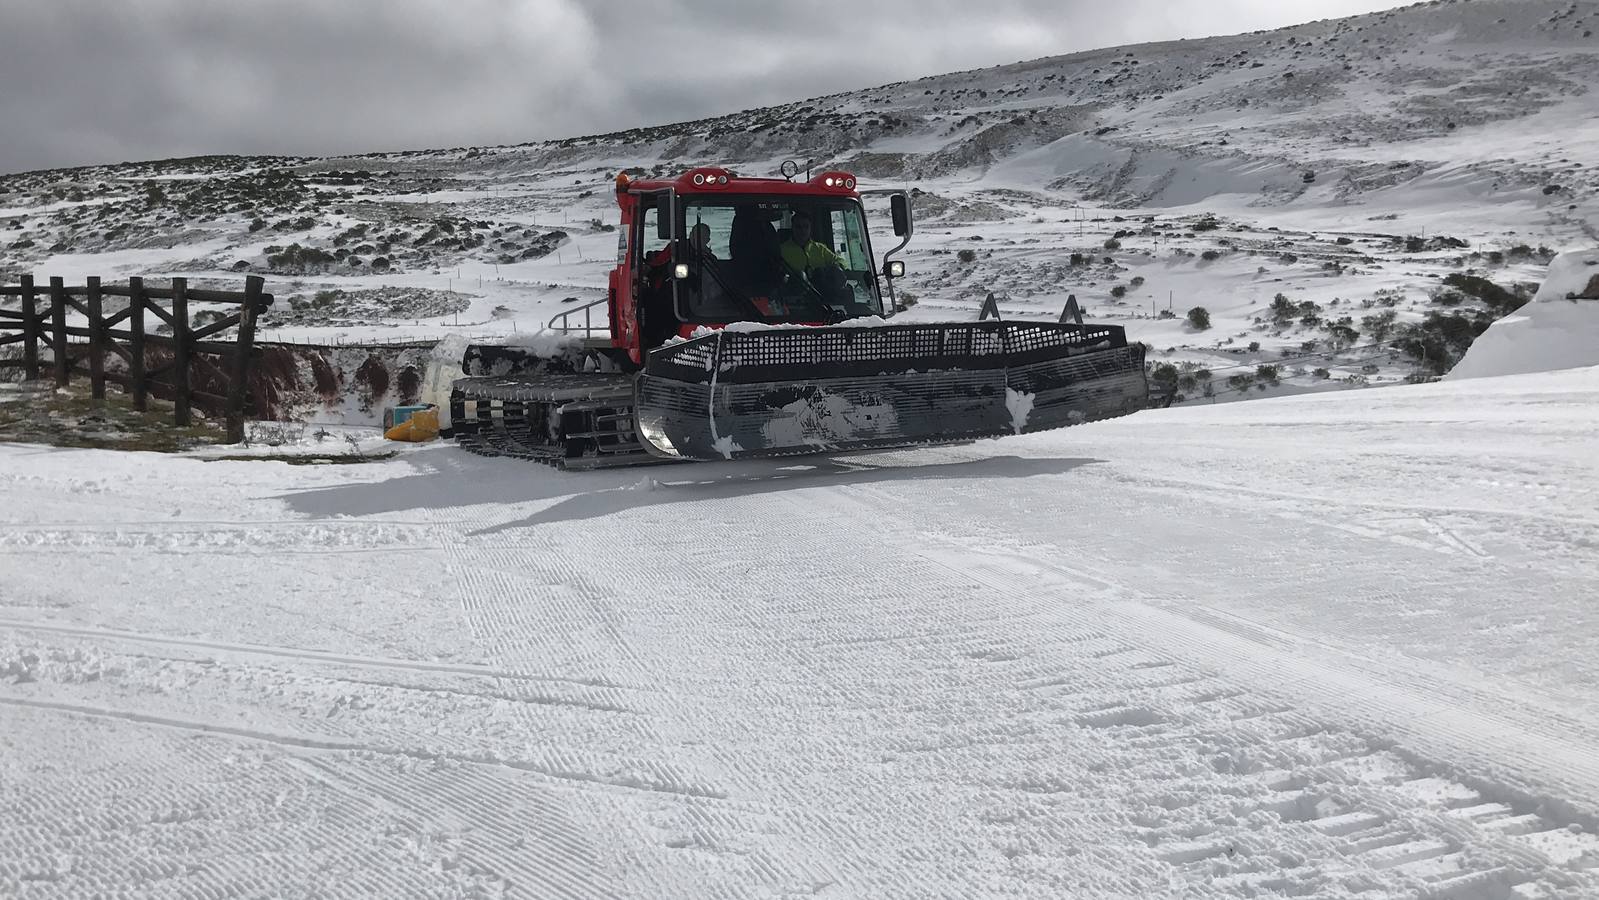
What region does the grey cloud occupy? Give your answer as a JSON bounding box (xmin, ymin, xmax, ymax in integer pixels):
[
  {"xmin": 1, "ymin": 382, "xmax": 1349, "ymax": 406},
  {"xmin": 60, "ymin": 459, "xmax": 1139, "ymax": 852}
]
[{"xmin": 0, "ymin": 0, "xmax": 1408, "ymax": 174}]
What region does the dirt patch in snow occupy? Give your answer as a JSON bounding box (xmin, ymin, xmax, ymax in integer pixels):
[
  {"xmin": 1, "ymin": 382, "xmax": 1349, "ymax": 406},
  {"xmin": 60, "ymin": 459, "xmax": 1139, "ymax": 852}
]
[
  {"xmin": 263, "ymin": 287, "xmax": 474, "ymax": 327},
  {"xmin": 244, "ymin": 344, "xmax": 438, "ymax": 423}
]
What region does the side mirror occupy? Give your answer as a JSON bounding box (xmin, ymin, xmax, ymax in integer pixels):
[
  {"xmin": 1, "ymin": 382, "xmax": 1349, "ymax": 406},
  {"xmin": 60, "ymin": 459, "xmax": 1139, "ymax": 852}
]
[
  {"xmin": 883, "ymin": 260, "xmax": 905, "ymax": 279},
  {"xmin": 890, "ymin": 193, "xmax": 912, "ymax": 237},
  {"xmin": 656, "ymin": 190, "xmax": 676, "ymax": 242}
]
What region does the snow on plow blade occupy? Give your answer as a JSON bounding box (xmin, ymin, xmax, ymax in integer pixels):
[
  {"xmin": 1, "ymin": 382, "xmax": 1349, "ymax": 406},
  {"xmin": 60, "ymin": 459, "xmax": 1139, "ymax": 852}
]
[{"xmin": 634, "ymin": 321, "xmax": 1148, "ymax": 461}]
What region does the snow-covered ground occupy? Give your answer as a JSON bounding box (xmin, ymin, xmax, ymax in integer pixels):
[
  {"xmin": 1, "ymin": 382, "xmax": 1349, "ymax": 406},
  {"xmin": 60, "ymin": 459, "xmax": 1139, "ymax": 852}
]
[
  {"xmin": 4, "ymin": 363, "xmax": 1598, "ymax": 898},
  {"xmin": 1450, "ymin": 249, "xmax": 1599, "ymax": 379}
]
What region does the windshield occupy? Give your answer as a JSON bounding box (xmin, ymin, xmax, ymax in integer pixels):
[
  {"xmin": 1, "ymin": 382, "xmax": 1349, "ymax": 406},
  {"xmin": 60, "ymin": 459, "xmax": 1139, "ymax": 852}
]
[{"xmin": 644, "ymin": 196, "xmax": 883, "ymax": 324}]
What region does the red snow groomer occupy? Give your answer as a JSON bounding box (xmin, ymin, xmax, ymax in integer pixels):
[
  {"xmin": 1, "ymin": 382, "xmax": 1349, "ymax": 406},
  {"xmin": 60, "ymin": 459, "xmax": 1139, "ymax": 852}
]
[{"xmin": 449, "ymin": 166, "xmax": 1148, "ymax": 467}]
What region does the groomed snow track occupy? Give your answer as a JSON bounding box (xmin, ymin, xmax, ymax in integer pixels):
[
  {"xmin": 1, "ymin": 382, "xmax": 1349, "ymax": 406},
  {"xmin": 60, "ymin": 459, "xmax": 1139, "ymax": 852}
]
[{"xmin": 3, "ymin": 367, "xmax": 1598, "ymax": 898}]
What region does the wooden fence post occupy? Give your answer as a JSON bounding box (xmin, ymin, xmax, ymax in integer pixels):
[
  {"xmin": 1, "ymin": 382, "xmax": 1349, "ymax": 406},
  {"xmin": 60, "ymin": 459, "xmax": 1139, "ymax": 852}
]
[
  {"xmin": 171, "ymin": 277, "xmax": 190, "ymax": 426},
  {"xmin": 87, "ymin": 276, "xmax": 105, "ymax": 400},
  {"xmin": 129, "ymin": 276, "xmax": 147, "ymax": 411},
  {"xmin": 19, "ymin": 275, "xmax": 38, "ymax": 381},
  {"xmin": 226, "ymin": 276, "xmax": 264, "ymax": 443},
  {"xmin": 49, "ymin": 277, "xmax": 69, "ymax": 387}
]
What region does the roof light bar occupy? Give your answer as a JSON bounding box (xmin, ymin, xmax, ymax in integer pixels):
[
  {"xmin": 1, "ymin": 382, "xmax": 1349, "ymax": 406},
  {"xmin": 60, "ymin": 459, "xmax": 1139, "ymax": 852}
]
[
  {"xmin": 810, "ymin": 171, "xmax": 860, "ymax": 192},
  {"xmin": 682, "ymin": 167, "xmax": 733, "ymax": 189}
]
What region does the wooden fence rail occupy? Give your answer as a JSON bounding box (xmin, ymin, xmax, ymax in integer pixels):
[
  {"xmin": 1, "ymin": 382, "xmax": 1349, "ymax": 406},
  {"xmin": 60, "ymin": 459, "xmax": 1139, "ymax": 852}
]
[{"xmin": 0, "ymin": 275, "xmax": 273, "ymax": 442}]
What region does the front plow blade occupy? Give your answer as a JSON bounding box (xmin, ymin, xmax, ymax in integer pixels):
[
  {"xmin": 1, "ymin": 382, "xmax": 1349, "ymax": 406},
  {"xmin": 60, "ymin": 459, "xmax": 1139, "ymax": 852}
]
[{"xmin": 634, "ymin": 321, "xmax": 1148, "ymax": 461}]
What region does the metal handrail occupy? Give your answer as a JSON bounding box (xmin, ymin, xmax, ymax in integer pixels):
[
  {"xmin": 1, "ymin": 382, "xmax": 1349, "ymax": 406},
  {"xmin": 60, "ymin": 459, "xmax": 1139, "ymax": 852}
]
[{"xmin": 548, "ymin": 297, "xmax": 610, "ymax": 337}]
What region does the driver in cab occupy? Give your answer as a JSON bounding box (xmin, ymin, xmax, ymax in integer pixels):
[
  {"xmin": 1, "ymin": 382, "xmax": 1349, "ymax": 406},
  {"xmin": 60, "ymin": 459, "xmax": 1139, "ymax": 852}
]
[
  {"xmin": 780, "ymin": 212, "xmax": 839, "ymax": 277},
  {"xmin": 779, "ymin": 211, "xmax": 855, "ymax": 312}
]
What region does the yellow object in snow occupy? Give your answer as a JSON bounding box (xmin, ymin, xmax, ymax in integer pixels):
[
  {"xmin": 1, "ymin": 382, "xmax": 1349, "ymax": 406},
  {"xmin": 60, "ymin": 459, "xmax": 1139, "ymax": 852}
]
[{"xmin": 384, "ymin": 408, "xmax": 439, "ymax": 442}]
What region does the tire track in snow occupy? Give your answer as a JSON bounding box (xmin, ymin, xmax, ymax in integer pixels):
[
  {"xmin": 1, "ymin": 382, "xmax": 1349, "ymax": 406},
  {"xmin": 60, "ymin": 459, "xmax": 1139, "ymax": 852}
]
[
  {"xmin": 0, "ymin": 617, "xmax": 615, "ymax": 687},
  {"xmin": 294, "ymin": 756, "xmax": 614, "ymax": 900},
  {"xmin": 0, "ymin": 695, "xmax": 725, "ymax": 800},
  {"xmin": 0, "ymin": 707, "xmax": 480, "ymax": 900},
  {"xmin": 0, "ymin": 523, "xmax": 436, "ymax": 554},
  {"xmin": 428, "ymin": 502, "xmax": 731, "ymax": 896},
  {"xmin": 429, "ymin": 493, "xmax": 896, "ymax": 897},
  {"xmin": 784, "ymin": 480, "xmax": 1599, "ymax": 897}
]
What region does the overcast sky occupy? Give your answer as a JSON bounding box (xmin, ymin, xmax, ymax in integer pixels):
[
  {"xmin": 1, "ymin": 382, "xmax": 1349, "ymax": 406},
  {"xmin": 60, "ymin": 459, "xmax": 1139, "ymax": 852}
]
[{"xmin": 0, "ymin": 0, "xmax": 1411, "ymax": 175}]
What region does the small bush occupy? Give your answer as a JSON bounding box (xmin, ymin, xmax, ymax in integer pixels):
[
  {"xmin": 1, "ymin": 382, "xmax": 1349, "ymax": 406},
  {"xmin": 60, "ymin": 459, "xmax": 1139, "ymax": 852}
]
[
  {"xmin": 1325, "ymin": 318, "xmax": 1360, "ymax": 347},
  {"xmin": 1201, "ymin": 250, "xmax": 1222, "ymax": 262},
  {"xmin": 1362, "ymin": 310, "xmax": 1398, "ymax": 342},
  {"xmin": 957, "ymin": 249, "xmax": 978, "ymax": 263},
  {"xmin": 1104, "ymin": 238, "xmax": 1122, "ymax": 251},
  {"xmin": 1186, "ymin": 307, "xmax": 1212, "ymax": 330},
  {"xmin": 192, "ymin": 310, "xmax": 229, "ymax": 329},
  {"xmin": 1313, "ymin": 368, "xmax": 1330, "ymax": 379},
  {"xmin": 1111, "ymin": 285, "xmax": 1128, "ymax": 299},
  {"xmin": 1394, "ymin": 311, "xmax": 1495, "ymax": 375},
  {"xmin": 1130, "ymin": 276, "xmax": 1145, "ymax": 288},
  {"xmin": 1150, "ymin": 363, "xmax": 1180, "ymax": 394},
  {"xmin": 1248, "ymin": 341, "xmax": 1261, "ymax": 352},
  {"xmin": 1256, "ymin": 364, "xmax": 1280, "ymax": 384},
  {"xmin": 1269, "ymin": 294, "xmax": 1297, "ymax": 324},
  {"xmin": 1442, "ymin": 273, "xmax": 1529, "ymax": 315}
]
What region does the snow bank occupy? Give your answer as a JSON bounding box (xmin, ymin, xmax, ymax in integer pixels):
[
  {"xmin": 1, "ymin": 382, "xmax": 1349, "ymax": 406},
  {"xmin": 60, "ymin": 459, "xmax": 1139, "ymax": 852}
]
[
  {"xmin": 662, "ymin": 316, "xmax": 925, "ymax": 345},
  {"xmin": 1448, "ymin": 250, "xmax": 1599, "ymax": 380}
]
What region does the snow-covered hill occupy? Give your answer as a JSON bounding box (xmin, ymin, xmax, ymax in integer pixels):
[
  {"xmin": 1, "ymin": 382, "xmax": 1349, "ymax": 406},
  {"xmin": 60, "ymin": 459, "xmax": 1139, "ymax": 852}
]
[{"xmin": 2, "ymin": 0, "xmax": 1596, "ymax": 415}]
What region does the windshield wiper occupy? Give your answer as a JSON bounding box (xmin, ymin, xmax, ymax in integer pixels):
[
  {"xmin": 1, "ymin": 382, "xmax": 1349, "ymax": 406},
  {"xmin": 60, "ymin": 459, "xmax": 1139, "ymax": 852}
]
[
  {"xmin": 776, "ymin": 259, "xmax": 847, "ymax": 322},
  {"xmin": 695, "ymin": 254, "xmax": 775, "ymax": 321}
]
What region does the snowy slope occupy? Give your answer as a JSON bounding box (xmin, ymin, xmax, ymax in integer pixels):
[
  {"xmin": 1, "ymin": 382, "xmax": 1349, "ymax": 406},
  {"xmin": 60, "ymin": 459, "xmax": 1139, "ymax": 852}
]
[{"xmin": 4, "ymin": 367, "xmax": 1599, "ymax": 897}]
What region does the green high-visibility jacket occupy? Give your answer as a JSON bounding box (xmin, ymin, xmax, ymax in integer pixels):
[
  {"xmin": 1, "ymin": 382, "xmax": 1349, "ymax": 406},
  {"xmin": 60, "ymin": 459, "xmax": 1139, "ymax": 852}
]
[{"xmin": 780, "ymin": 239, "xmax": 839, "ymax": 275}]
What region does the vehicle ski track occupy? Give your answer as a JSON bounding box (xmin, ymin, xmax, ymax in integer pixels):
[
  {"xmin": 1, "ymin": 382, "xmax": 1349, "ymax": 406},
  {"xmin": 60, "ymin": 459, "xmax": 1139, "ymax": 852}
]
[
  {"xmin": 789, "ymin": 474, "xmax": 1599, "ymax": 896},
  {"xmin": 0, "ymin": 522, "xmax": 436, "ymax": 555},
  {"xmin": 389, "ymin": 468, "xmax": 1599, "ymax": 898},
  {"xmin": 425, "ymin": 501, "xmax": 856, "ymax": 898},
  {"xmin": 0, "ymin": 617, "xmax": 611, "ymax": 688},
  {"xmin": 289, "ymin": 755, "xmax": 613, "ymax": 900},
  {"xmin": 0, "ymin": 695, "xmax": 718, "ymax": 799},
  {"xmin": 0, "ymin": 707, "xmax": 485, "ymax": 899},
  {"xmin": 430, "ymin": 507, "xmax": 757, "ymax": 895}
]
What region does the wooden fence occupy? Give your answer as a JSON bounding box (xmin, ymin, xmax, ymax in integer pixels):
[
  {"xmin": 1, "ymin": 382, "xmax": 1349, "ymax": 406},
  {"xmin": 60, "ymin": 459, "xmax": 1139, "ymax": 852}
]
[{"xmin": 0, "ymin": 275, "xmax": 272, "ymax": 442}]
